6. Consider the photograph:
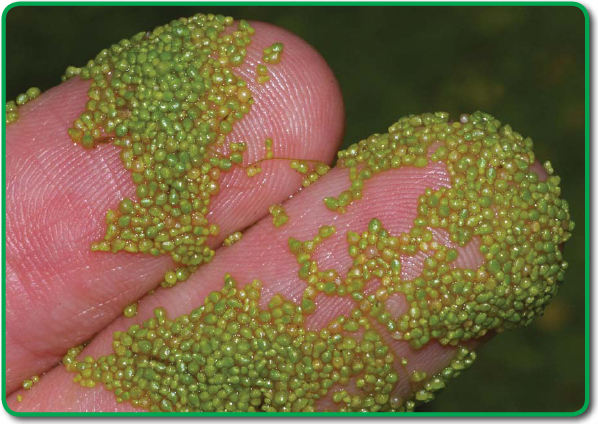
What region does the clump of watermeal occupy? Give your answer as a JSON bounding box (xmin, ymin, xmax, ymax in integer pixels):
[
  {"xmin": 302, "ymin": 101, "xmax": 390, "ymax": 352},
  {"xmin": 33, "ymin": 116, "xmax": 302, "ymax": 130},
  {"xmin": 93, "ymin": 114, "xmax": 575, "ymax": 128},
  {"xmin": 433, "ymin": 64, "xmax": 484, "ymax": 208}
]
[
  {"xmin": 5, "ymin": 87, "xmax": 41, "ymax": 124},
  {"xmin": 64, "ymin": 15, "xmax": 284, "ymax": 290},
  {"xmin": 64, "ymin": 109, "xmax": 573, "ymax": 412},
  {"xmin": 321, "ymin": 111, "xmax": 572, "ymax": 347}
]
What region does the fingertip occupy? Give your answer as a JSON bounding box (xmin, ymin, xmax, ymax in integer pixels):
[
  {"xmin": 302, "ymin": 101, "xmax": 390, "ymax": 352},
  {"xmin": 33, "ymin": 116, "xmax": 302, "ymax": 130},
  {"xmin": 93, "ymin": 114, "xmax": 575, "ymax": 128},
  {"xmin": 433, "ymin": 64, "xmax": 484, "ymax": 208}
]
[
  {"xmin": 206, "ymin": 20, "xmax": 345, "ymax": 241},
  {"xmin": 231, "ymin": 20, "xmax": 344, "ymax": 164},
  {"xmin": 7, "ymin": 77, "xmax": 91, "ymax": 140}
]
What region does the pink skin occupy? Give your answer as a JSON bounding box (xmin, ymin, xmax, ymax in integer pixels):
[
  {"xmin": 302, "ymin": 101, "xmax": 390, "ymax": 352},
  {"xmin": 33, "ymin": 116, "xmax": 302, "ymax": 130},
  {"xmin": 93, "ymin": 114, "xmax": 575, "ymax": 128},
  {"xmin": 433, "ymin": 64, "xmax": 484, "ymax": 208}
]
[{"xmin": 5, "ymin": 21, "xmax": 549, "ymax": 412}]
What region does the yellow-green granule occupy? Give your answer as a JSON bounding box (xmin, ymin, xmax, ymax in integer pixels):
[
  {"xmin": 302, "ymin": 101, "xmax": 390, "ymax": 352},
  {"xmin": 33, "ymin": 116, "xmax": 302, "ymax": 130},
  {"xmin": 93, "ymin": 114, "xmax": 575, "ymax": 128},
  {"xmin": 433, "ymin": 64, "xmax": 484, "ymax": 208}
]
[
  {"xmin": 290, "ymin": 160, "xmax": 330, "ymax": 188},
  {"xmin": 22, "ymin": 375, "xmax": 40, "ymax": 390},
  {"xmin": 290, "ymin": 160, "xmax": 310, "ymax": 174},
  {"xmin": 311, "ymin": 111, "xmax": 573, "ymax": 348},
  {"xmin": 5, "ymin": 87, "xmax": 41, "ymax": 124},
  {"xmin": 246, "ymin": 165, "xmax": 262, "ymax": 177},
  {"xmin": 256, "ymin": 64, "xmax": 270, "ymax": 85},
  {"xmin": 124, "ymin": 303, "xmax": 139, "ymax": 318},
  {"xmin": 269, "ymin": 204, "xmax": 289, "ymax": 228},
  {"xmin": 302, "ymin": 162, "xmax": 330, "ymax": 188},
  {"xmin": 6, "ymin": 101, "xmax": 19, "ymax": 124},
  {"xmin": 256, "ymin": 42, "xmax": 284, "ymax": 85},
  {"xmin": 403, "ymin": 346, "xmax": 476, "ymax": 407},
  {"xmin": 16, "ymin": 395, "xmax": 23, "ymax": 402},
  {"xmin": 223, "ymin": 231, "xmax": 243, "ymax": 247},
  {"xmin": 410, "ymin": 370, "xmax": 427, "ymax": 383},
  {"xmin": 67, "ymin": 14, "xmax": 257, "ymax": 288},
  {"xmin": 262, "ymin": 42, "xmax": 284, "ymax": 64},
  {"xmin": 61, "ymin": 65, "xmax": 82, "ymax": 82},
  {"xmin": 64, "ymin": 275, "xmax": 410, "ymax": 412},
  {"xmin": 264, "ymin": 138, "xmax": 274, "ymax": 159}
]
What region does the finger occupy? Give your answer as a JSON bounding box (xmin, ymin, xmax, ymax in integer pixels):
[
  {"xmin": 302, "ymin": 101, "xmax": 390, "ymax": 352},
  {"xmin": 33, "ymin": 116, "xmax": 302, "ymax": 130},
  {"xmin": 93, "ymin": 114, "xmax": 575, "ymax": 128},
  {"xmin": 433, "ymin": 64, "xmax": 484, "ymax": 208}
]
[
  {"xmin": 9, "ymin": 146, "xmax": 519, "ymax": 413},
  {"xmin": 6, "ymin": 20, "xmax": 344, "ymax": 393}
]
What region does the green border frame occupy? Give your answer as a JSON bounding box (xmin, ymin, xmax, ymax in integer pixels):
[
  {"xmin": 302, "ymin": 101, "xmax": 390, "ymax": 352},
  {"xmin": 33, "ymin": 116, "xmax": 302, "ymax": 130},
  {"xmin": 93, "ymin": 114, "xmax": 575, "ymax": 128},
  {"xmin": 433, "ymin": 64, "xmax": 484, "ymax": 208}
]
[{"xmin": 1, "ymin": 0, "xmax": 590, "ymax": 417}]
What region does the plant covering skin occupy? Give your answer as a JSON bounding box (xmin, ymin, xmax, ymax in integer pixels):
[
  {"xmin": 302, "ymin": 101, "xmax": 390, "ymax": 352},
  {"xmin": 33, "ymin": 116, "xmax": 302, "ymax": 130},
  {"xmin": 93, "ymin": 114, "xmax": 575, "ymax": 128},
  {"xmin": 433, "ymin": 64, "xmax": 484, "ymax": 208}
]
[{"xmin": 9, "ymin": 13, "xmax": 573, "ymax": 413}]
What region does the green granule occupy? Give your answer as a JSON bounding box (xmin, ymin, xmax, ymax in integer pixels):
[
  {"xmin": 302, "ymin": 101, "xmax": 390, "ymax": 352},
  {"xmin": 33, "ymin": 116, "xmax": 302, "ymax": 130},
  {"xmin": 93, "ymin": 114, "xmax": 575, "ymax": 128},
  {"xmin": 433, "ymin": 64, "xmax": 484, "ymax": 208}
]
[
  {"xmin": 268, "ymin": 204, "xmax": 289, "ymax": 228},
  {"xmin": 22, "ymin": 375, "xmax": 40, "ymax": 390},
  {"xmin": 67, "ymin": 14, "xmax": 257, "ymax": 289},
  {"xmin": 246, "ymin": 165, "xmax": 262, "ymax": 177},
  {"xmin": 223, "ymin": 231, "xmax": 243, "ymax": 247},
  {"xmin": 61, "ymin": 65, "xmax": 82, "ymax": 82},
  {"xmin": 405, "ymin": 346, "xmax": 476, "ymax": 407},
  {"xmin": 290, "ymin": 160, "xmax": 309, "ymax": 174},
  {"xmin": 262, "ymin": 42, "xmax": 284, "ymax": 64},
  {"xmin": 5, "ymin": 87, "xmax": 41, "ymax": 124},
  {"xmin": 229, "ymin": 142, "xmax": 247, "ymax": 165},
  {"xmin": 290, "ymin": 160, "xmax": 330, "ymax": 188},
  {"xmin": 256, "ymin": 64, "xmax": 270, "ymax": 85},
  {"xmin": 6, "ymin": 101, "xmax": 19, "ymax": 124},
  {"xmin": 264, "ymin": 138, "xmax": 274, "ymax": 159},
  {"xmin": 124, "ymin": 303, "xmax": 139, "ymax": 318},
  {"xmin": 255, "ymin": 42, "xmax": 283, "ymax": 85},
  {"xmin": 410, "ymin": 371, "xmax": 427, "ymax": 383},
  {"xmin": 302, "ymin": 162, "xmax": 330, "ymax": 188},
  {"xmin": 16, "ymin": 395, "xmax": 23, "ymax": 402},
  {"xmin": 64, "ymin": 275, "xmax": 404, "ymax": 412}
]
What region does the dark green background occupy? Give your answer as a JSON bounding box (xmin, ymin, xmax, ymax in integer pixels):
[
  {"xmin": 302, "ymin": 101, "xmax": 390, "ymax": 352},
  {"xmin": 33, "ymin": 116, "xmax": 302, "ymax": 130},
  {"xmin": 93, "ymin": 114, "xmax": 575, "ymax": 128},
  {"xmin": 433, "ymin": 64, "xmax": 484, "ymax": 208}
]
[{"xmin": 5, "ymin": 4, "xmax": 586, "ymax": 413}]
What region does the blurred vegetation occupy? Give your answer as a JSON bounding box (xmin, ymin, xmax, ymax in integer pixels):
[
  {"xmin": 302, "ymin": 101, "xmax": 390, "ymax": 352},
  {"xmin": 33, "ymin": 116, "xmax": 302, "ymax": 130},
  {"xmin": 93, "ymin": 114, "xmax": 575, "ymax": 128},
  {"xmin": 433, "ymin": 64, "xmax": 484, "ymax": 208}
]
[{"xmin": 5, "ymin": 5, "xmax": 586, "ymax": 413}]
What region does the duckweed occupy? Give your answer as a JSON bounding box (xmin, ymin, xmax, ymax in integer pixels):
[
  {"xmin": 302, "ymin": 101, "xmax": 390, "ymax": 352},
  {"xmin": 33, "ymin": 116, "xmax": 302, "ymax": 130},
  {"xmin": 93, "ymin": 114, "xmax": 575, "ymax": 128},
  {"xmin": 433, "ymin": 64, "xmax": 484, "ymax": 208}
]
[
  {"xmin": 269, "ymin": 204, "xmax": 289, "ymax": 228},
  {"xmin": 290, "ymin": 160, "xmax": 331, "ymax": 188},
  {"xmin": 305, "ymin": 112, "xmax": 573, "ymax": 348},
  {"xmin": 66, "ymin": 14, "xmax": 258, "ymax": 288},
  {"xmin": 256, "ymin": 64, "xmax": 270, "ymax": 85},
  {"xmin": 65, "ymin": 275, "xmax": 408, "ymax": 412},
  {"xmin": 124, "ymin": 303, "xmax": 139, "ymax": 318},
  {"xmin": 5, "ymin": 87, "xmax": 41, "ymax": 124},
  {"xmin": 401, "ymin": 346, "xmax": 476, "ymax": 407},
  {"xmin": 22, "ymin": 375, "xmax": 40, "ymax": 390},
  {"xmin": 262, "ymin": 42, "xmax": 284, "ymax": 64},
  {"xmin": 65, "ymin": 110, "xmax": 572, "ymax": 412},
  {"xmin": 223, "ymin": 231, "xmax": 243, "ymax": 247},
  {"xmin": 246, "ymin": 165, "xmax": 262, "ymax": 177},
  {"xmin": 264, "ymin": 138, "xmax": 274, "ymax": 160}
]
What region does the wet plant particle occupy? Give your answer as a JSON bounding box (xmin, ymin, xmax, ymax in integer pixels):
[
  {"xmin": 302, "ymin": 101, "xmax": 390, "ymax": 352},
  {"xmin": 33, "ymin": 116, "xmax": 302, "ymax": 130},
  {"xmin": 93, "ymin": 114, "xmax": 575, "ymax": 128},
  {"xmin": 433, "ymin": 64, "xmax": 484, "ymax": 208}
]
[
  {"xmin": 22, "ymin": 375, "xmax": 40, "ymax": 390},
  {"xmin": 223, "ymin": 231, "xmax": 243, "ymax": 247},
  {"xmin": 246, "ymin": 165, "xmax": 262, "ymax": 177},
  {"xmin": 124, "ymin": 303, "xmax": 138, "ymax": 318},
  {"xmin": 256, "ymin": 64, "xmax": 270, "ymax": 85},
  {"xmin": 290, "ymin": 160, "xmax": 330, "ymax": 188},
  {"xmin": 262, "ymin": 42, "xmax": 284, "ymax": 64},
  {"xmin": 67, "ymin": 14, "xmax": 257, "ymax": 288},
  {"xmin": 264, "ymin": 138, "xmax": 274, "ymax": 159},
  {"xmin": 5, "ymin": 87, "xmax": 41, "ymax": 124},
  {"xmin": 269, "ymin": 204, "xmax": 289, "ymax": 228}
]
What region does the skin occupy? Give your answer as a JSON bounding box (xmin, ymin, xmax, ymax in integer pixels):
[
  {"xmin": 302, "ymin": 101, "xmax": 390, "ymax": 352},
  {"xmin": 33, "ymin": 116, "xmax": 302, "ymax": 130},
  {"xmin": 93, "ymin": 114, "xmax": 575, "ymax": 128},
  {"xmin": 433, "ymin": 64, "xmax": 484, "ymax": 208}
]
[{"xmin": 5, "ymin": 21, "xmax": 550, "ymax": 412}]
